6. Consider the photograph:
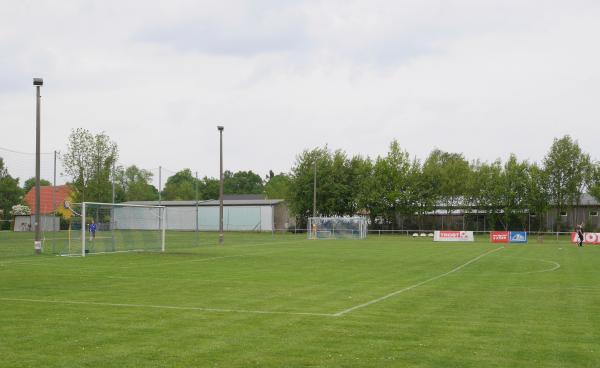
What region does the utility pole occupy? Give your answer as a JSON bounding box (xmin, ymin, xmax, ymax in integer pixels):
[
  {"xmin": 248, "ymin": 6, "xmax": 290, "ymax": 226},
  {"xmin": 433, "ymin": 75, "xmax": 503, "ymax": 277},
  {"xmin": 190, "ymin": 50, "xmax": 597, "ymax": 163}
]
[
  {"xmin": 313, "ymin": 161, "xmax": 317, "ymax": 217},
  {"xmin": 158, "ymin": 166, "xmax": 162, "ymax": 205},
  {"xmin": 33, "ymin": 78, "xmax": 43, "ymax": 254},
  {"xmin": 195, "ymin": 171, "xmax": 199, "ymax": 233},
  {"xmin": 218, "ymin": 126, "xmax": 224, "ymax": 245}
]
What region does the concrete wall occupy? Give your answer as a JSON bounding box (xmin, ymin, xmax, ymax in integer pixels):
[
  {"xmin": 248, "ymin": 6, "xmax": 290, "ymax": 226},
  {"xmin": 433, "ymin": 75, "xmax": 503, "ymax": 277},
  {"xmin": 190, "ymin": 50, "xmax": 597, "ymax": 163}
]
[{"xmin": 13, "ymin": 215, "xmax": 60, "ymax": 232}]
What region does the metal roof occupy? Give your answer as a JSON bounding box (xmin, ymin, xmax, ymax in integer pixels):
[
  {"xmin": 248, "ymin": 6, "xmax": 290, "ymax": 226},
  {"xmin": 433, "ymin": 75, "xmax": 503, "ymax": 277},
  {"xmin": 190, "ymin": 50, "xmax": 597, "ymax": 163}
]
[{"xmin": 124, "ymin": 199, "xmax": 284, "ymax": 207}]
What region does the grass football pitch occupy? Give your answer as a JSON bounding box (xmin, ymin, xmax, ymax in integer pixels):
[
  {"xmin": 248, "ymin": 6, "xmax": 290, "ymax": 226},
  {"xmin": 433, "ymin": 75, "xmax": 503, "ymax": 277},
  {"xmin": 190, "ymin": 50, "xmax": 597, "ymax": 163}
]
[{"xmin": 1, "ymin": 231, "xmax": 599, "ymax": 367}]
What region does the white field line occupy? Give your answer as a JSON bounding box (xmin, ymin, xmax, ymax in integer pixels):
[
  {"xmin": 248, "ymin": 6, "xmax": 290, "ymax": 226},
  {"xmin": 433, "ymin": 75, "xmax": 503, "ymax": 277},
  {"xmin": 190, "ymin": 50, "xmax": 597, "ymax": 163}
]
[
  {"xmin": 0, "ymin": 298, "xmax": 334, "ymax": 317},
  {"xmin": 332, "ymin": 246, "xmax": 505, "ymax": 317},
  {"xmin": 506, "ymin": 259, "xmax": 561, "ymax": 275}
]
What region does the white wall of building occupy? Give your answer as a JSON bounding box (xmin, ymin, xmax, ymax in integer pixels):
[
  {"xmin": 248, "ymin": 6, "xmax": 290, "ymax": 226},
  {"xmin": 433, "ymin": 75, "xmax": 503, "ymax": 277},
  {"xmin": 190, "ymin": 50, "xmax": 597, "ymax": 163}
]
[{"xmin": 115, "ymin": 205, "xmax": 274, "ymax": 231}]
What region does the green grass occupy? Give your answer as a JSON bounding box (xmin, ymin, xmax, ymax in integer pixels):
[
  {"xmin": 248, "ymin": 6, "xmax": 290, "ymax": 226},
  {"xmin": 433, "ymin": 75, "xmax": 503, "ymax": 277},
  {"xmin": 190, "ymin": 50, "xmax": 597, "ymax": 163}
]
[{"xmin": 1, "ymin": 231, "xmax": 599, "ymax": 367}]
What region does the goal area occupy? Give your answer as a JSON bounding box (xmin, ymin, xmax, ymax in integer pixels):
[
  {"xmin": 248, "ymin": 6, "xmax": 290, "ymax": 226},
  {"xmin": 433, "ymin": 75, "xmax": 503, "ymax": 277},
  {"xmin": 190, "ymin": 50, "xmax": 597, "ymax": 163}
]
[
  {"xmin": 307, "ymin": 216, "xmax": 368, "ymax": 239},
  {"xmin": 60, "ymin": 202, "xmax": 166, "ymax": 257}
]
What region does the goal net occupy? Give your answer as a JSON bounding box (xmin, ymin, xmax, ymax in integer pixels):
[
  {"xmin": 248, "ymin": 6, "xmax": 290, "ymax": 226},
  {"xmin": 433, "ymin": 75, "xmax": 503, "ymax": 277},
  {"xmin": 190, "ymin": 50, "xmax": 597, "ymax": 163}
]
[
  {"xmin": 59, "ymin": 202, "xmax": 166, "ymax": 256},
  {"xmin": 307, "ymin": 216, "xmax": 368, "ymax": 239}
]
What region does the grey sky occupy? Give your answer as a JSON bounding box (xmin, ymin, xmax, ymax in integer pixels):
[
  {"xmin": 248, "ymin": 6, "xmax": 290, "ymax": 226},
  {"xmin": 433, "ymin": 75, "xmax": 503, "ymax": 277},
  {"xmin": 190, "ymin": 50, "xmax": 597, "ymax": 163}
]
[{"xmin": 1, "ymin": 0, "xmax": 599, "ymax": 186}]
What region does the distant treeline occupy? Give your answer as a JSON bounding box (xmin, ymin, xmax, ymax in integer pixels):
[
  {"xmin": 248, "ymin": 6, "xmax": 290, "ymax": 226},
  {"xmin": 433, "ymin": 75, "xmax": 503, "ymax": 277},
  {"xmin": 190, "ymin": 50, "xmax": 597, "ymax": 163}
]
[{"xmin": 1, "ymin": 129, "xmax": 598, "ymax": 232}]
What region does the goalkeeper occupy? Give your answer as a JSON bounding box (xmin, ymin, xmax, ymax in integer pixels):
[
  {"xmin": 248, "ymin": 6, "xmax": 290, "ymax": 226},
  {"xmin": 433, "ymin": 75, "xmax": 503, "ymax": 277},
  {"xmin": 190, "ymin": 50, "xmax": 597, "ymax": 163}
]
[{"xmin": 89, "ymin": 219, "xmax": 97, "ymax": 242}]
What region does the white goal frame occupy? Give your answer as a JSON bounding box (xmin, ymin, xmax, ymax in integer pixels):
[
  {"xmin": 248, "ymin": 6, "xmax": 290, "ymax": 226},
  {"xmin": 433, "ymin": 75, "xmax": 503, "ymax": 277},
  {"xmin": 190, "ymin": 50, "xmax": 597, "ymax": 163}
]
[
  {"xmin": 79, "ymin": 202, "xmax": 166, "ymax": 257},
  {"xmin": 307, "ymin": 216, "xmax": 368, "ymax": 240}
]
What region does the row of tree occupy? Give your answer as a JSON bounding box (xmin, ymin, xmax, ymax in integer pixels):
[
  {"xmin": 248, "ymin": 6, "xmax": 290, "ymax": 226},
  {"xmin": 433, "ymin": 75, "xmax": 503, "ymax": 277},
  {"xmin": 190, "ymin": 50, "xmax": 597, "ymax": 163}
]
[
  {"xmin": 2, "ymin": 129, "xmax": 599, "ymax": 231},
  {"xmin": 288, "ymin": 136, "xmax": 600, "ymax": 230},
  {"xmin": 60, "ymin": 128, "xmax": 288, "ymax": 203}
]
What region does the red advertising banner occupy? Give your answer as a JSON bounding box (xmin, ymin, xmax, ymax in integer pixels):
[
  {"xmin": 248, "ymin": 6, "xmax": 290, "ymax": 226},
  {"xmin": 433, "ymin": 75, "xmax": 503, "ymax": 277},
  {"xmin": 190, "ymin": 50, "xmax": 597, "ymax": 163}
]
[
  {"xmin": 490, "ymin": 231, "xmax": 509, "ymax": 243},
  {"xmin": 571, "ymin": 232, "xmax": 600, "ymax": 244},
  {"xmin": 433, "ymin": 231, "xmax": 474, "ymax": 242}
]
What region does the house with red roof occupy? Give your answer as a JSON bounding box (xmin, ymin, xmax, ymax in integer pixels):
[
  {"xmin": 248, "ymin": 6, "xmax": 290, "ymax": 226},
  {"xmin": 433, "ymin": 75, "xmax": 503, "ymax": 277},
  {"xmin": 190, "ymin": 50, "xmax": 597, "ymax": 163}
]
[
  {"xmin": 23, "ymin": 185, "xmax": 72, "ymax": 215},
  {"xmin": 14, "ymin": 185, "xmax": 72, "ymax": 231}
]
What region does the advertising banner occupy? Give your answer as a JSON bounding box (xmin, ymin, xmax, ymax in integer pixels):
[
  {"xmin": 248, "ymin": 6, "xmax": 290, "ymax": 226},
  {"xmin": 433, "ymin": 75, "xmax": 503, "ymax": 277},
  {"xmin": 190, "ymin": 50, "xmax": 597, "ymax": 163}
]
[
  {"xmin": 571, "ymin": 232, "xmax": 600, "ymax": 244},
  {"xmin": 434, "ymin": 231, "xmax": 474, "ymax": 242},
  {"xmin": 509, "ymin": 231, "xmax": 528, "ymax": 244},
  {"xmin": 490, "ymin": 231, "xmax": 509, "ymax": 243}
]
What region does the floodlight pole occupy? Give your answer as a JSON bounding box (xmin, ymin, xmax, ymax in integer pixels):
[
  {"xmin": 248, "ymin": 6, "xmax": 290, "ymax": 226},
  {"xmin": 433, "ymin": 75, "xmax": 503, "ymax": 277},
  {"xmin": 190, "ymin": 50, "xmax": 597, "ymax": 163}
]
[
  {"xmin": 313, "ymin": 161, "xmax": 317, "ymax": 217},
  {"xmin": 195, "ymin": 171, "xmax": 199, "ymax": 233},
  {"xmin": 218, "ymin": 126, "xmax": 224, "ymax": 245},
  {"xmin": 217, "ymin": 125, "xmax": 225, "ymax": 245},
  {"xmin": 33, "ymin": 78, "xmax": 43, "ymax": 254}
]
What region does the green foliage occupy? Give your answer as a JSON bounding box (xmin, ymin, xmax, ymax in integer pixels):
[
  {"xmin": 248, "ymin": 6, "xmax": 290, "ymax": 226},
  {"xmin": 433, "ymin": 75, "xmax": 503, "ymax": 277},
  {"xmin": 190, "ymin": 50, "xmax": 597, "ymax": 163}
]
[
  {"xmin": 0, "ymin": 157, "xmax": 23, "ymax": 229},
  {"xmin": 589, "ymin": 162, "xmax": 600, "ymax": 203},
  {"xmin": 114, "ymin": 165, "xmax": 158, "ymax": 202},
  {"xmin": 502, "ymin": 155, "xmax": 530, "ymax": 229},
  {"xmin": 199, "ymin": 177, "xmax": 220, "ymax": 200},
  {"xmin": 527, "ymin": 163, "xmax": 551, "ymax": 231},
  {"xmin": 22, "ymin": 177, "xmax": 51, "ymax": 194},
  {"xmin": 543, "ymin": 135, "xmax": 592, "ymax": 228},
  {"xmin": 161, "ymin": 169, "xmax": 265, "ymax": 201},
  {"xmin": 423, "ymin": 149, "xmax": 471, "ymax": 212},
  {"xmin": 288, "ymin": 147, "xmax": 329, "ymax": 218},
  {"xmin": 162, "ymin": 169, "xmax": 196, "ymax": 200},
  {"xmin": 62, "ymin": 128, "xmax": 118, "ymax": 203},
  {"xmin": 264, "ymin": 173, "xmax": 291, "ymax": 200},
  {"xmin": 224, "ymin": 170, "xmax": 264, "ymax": 194}
]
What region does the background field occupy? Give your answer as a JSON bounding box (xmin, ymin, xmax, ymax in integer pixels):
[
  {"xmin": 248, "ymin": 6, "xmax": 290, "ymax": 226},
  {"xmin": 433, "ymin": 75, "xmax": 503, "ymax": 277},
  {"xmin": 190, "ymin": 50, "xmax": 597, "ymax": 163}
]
[{"xmin": 1, "ymin": 232, "xmax": 599, "ymax": 367}]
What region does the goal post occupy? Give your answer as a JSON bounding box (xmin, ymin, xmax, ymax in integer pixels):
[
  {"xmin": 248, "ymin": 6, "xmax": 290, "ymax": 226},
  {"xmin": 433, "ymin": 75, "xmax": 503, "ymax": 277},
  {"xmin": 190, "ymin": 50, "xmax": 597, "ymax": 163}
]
[
  {"xmin": 308, "ymin": 216, "xmax": 368, "ymax": 239},
  {"xmin": 62, "ymin": 202, "xmax": 166, "ymax": 257}
]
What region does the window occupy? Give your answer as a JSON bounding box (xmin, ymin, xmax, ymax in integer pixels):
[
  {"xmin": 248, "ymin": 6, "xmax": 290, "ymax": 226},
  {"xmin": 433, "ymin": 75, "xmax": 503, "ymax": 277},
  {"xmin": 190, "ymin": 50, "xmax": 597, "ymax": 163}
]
[
  {"xmin": 591, "ymin": 211, "xmax": 599, "ymax": 217},
  {"xmin": 560, "ymin": 211, "xmax": 568, "ymax": 217}
]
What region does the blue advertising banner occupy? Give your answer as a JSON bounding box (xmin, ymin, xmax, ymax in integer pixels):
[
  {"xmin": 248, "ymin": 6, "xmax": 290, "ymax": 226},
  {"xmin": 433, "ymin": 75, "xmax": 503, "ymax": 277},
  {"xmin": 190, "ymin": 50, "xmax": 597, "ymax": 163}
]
[{"xmin": 509, "ymin": 231, "xmax": 528, "ymax": 244}]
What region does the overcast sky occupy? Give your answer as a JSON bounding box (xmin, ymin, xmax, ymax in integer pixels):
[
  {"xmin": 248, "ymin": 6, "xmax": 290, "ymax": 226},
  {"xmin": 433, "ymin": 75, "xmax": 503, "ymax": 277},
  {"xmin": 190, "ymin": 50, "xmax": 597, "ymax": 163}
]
[{"xmin": 1, "ymin": 0, "xmax": 599, "ymax": 186}]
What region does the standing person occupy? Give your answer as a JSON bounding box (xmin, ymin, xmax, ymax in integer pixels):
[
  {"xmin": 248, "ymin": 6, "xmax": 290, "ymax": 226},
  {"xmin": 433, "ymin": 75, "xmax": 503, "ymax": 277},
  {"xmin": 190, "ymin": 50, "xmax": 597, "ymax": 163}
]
[
  {"xmin": 89, "ymin": 219, "xmax": 97, "ymax": 242},
  {"xmin": 576, "ymin": 222, "xmax": 584, "ymax": 247}
]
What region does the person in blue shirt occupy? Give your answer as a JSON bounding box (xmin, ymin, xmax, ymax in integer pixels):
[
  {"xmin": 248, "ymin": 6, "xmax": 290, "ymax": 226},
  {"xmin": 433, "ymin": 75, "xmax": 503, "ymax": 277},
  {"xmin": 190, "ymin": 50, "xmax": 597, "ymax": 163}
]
[{"xmin": 89, "ymin": 219, "xmax": 97, "ymax": 242}]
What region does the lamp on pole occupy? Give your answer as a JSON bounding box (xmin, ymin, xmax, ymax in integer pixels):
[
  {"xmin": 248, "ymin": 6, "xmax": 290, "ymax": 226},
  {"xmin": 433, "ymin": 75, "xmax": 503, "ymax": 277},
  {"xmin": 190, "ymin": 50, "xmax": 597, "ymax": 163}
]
[
  {"xmin": 217, "ymin": 125, "xmax": 224, "ymax": 245},
  {"xmin": 33, "ymin": 77, "xmax": 43, "ymax": 254}
]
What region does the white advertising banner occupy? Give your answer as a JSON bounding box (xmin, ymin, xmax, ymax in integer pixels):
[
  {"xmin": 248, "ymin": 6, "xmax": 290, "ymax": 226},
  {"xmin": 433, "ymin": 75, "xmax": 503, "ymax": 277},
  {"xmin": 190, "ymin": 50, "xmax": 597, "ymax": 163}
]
[{"xmin": 434, "ymin": 231, "xmax": 475, "ymax": 242}]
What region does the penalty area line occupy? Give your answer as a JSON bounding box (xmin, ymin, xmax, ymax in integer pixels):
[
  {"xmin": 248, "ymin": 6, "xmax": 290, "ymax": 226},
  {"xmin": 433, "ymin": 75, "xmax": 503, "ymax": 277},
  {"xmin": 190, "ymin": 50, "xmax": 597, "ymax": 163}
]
[
  {"xmin": 0, "ymin": 298, "xmax": 335, "ymax": 318},
  {"xmin": 333, "ymin": 246, "xmax": 504, "ymax": 317}
]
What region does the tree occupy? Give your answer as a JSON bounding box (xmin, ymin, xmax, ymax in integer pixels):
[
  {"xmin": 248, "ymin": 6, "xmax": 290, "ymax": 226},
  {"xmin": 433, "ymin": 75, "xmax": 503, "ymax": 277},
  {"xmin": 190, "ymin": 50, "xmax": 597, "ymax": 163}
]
[
  {"xmin": 199, "ymin": 177, "xmax": 219, "ymax": 200},
  {"xmin": 264, "ymin": 173, "xmax": 291, "ymax": 200},
  {"xmin": 23, "ymin": 177, "xmax": 51, "ymax": 194},
  {"xmin": 367, "ymin": 141, "xmax": 413, "ymax": 227},
  {"xmin": 543, "ymin": 135, "xmax": 592, "ymax": 229},
  {"xmin": 468, "ymin": 160, "xmax": 504, "ymax": 230},
  {"xmin": 348, "ymin": 155, "xmax": 374, "ymax": 219},
  {"xmin": 589, "ymin": 162, "xmax": 600, "ymax": 203},
  {"xmin": 224, "ymin": 170, "xmax": 264, "ymax": 194},
  {"xmin": 288, "ymin": 147, "xmax": 330, "ymax": 221},
  {"xmin": 162, "ymin": 169, "xmax": 196, "ymax": 200},
  {"xmin": 62, "ymin": 128, "xmax": 118, "ymax": 203},
  {"xmin": 114, "ymin": 165, "xmax": 158, "ymax": 202},
  {"xmin": 423, "ymin": 149, "xmax": 471, "ymax": 218},
  {"xmin": 0, "ymin": 158, "xmax": 23, "ymax": 230},
  {"xmin": 526, "ymin": 163, "xmax": 550, "ymax": 231},
  {"xmin": 502, "ymin": 155, "xmax": 530, "ymax": 230}
]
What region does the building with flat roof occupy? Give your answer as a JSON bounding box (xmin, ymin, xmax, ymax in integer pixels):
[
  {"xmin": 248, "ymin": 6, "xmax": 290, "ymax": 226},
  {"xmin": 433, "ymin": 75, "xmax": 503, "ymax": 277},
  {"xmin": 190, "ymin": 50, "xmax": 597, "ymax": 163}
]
[{"xmin": 122, "ymin": 197, "xmax": 292, "ymax": 231}]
